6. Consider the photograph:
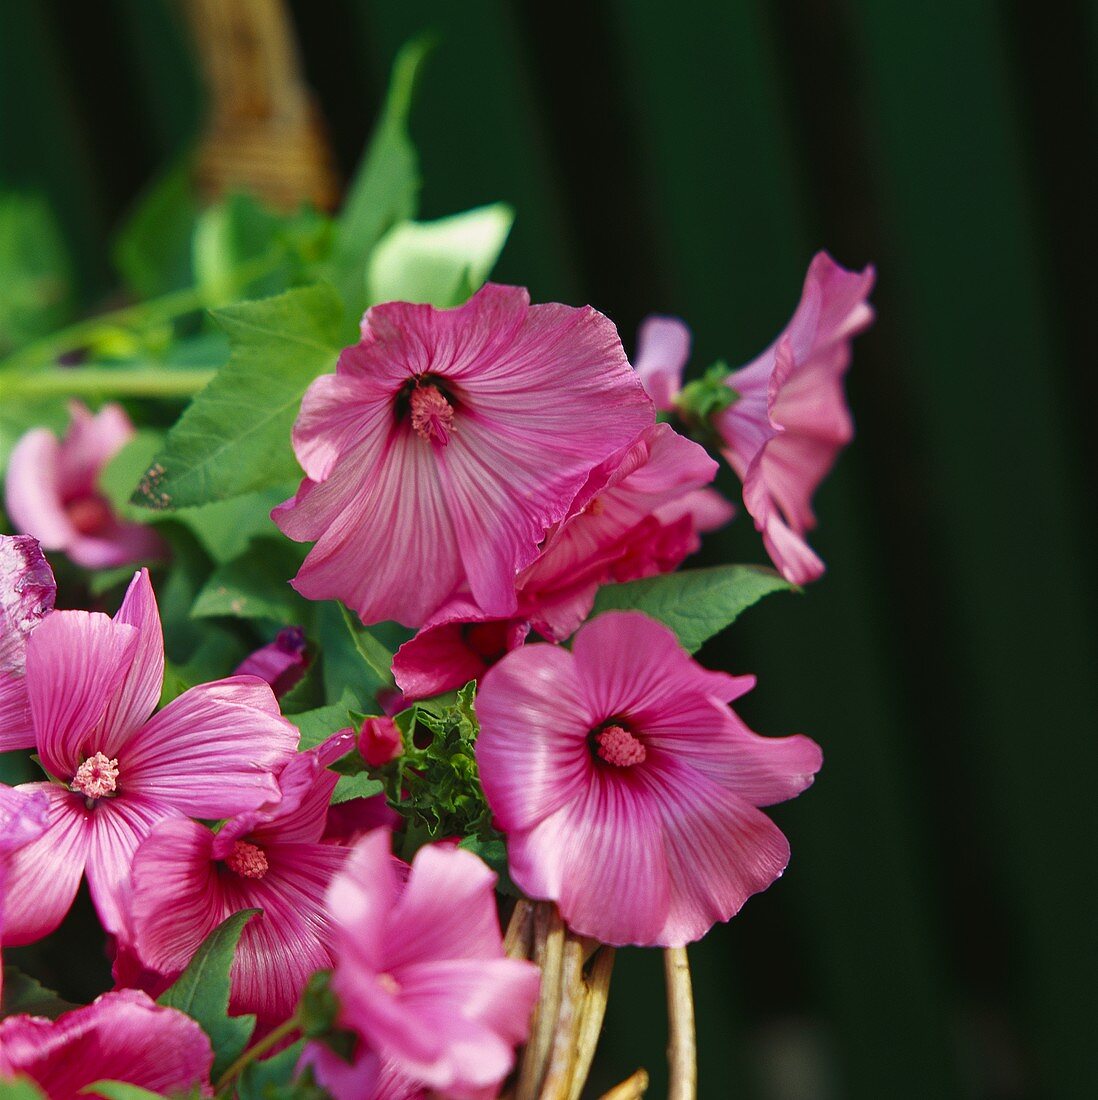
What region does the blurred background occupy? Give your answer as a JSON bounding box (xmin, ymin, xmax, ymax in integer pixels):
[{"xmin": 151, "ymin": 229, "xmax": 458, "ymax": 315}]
[{"xmin": 2, "ymin": 1, "xmax": 1095, "ymax": 1097}]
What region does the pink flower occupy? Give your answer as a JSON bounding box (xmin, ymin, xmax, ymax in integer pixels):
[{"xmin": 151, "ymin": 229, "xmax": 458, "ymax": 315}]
[
  {"xmin": 360, "ymin": 716, "xmax": 402, "ymax": 767},
  {"xmin": 475, "ymin": 611, "xmax": 823, "ymax": 946},
  {"xmin": 393, "ymin": 423, "xmax": 732, "ymax": 701},
  {"xmin": 124, "ymin": 731, "xmax": 354, "ymax": 1024},
  {"xmin": 0, "ymin": 785, "xmax": 49, "ymax": 1002},
  {"xmin": 234, "ymin": 626, "xmax": 310, "ymax": 698},
  {"xmin": 324, "ymin": 829, "xmax": 540, "ymax": 1098},
  {"xmin": 1, "ymin": 569, "xmax": 298, "ymax": 943},
  {"xmin": 0, "ymin": 535, "xmax": 55, "ymax": 752},
  {"xmin": 4, "ymin": 402, "xmax": 166, "ymax": 569},
  {"xmin": 273, "ymin": 284, "xmax": 653, "ymax": 627},
  {"xmin": 0, "ymin": 989, "xmax": 213, "ymax": 1099},
  {"xmin": 632, "ymin": 314, "xmax": 691, "ymax": 413},
  {"xmin": 299, "ymin": 1044, "xmax": 424, "ymax": 1100},
  {"xmin": 716, "ymin": 253, "xmax": 875, "ymax": 583}
]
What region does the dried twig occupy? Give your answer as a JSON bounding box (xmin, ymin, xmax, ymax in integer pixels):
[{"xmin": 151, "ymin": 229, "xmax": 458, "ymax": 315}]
[
  {"xmin": 516, "ymin": 903, "xmax": 565, "ymax": 1100},
  {"xmin": 538, "ymin": 934, "xmax": 585, "ymax": 1098},
  {"xmin": 597, "ymin": 1068, "xmax": 649, "ymax": 1100},
  {"xmin": 664, "ymin": 947, "xmax": 697, "ymax": 1100},
  {"xmin": 504, "ymin": 897, "xmax": 536, "ymax": 959},
  {"xmin": 566, "ymin": 946, "xmax": 616, "ymax": 1100}
]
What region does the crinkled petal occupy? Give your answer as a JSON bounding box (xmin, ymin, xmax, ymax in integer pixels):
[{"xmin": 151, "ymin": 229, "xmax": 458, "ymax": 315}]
[
  {"xmin": 25, "ymin": 610, "xmax": 139, "ymax": 780},
  {"xmin": 476, "ymin": 645, "xmax": 592, "ymax": 832},
  {"xmin": 0, "ymin": 988, "xmax": 212, "ymax": 1097},
  {"xmin": 633, "ymin": 315, "xmax": 690, "ymax": 411},
  {"xmin": 123, "ymin": 677, "xmax": 297, "ymax": 818},
  {"xmin": 0, "ymin": 534, "xmax": 55, "ymax": 671},
  {"xmin": 1, "ymin": 784, "xmax": 92, "ymax": 945}
]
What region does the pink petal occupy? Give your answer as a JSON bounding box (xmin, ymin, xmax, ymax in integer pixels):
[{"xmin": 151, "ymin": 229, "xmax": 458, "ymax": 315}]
[
  {"xmin": 632, "ymin": 314, "xmax": 691, "ymax": 411},
  {"xmin": 327, "ymin": 829, "xmax": 398, "ymax": 974},
  {"xmin": 233, "ymin": 627, "xmax": 310, "ymax": 698},
  {"xmin": 66, "ymin": 517, "xmax": 168, "ymax": 571},
  {"xmin": 99, "ymin": 569, "xmax": 164, "ymax": 744},
  {"xmin": 0, "ymin": 988, "xmax": 212, "ymax": 1097},
  {"xmin": 1, "ymin": 784, "xmax": 92, "ymax": 945},
  {"xmin": 0, "ymin": 674, "xmax": 34, "ymax": 753},
  {"xmin": 654, "ymin": 487, "xmax": 736, "ymax": 533},
  {"xmin": 3, "ymin": 428, "xmax": 75, "ymax": 550},
  {"xmin": 0, "ymin": 784, "xmax": 49, "ymax": 854},
  {"xmin": 475, "ymin": 645, "xmax": 593, "ymax": 832},
  {"xmin": 0, "ymin": 534, "xmax": 55, "ymax": 672},
  {"xmin": 56, "ymin": 401, "xmax": 133, "ymax": 496},
  {"xmin": 123, "ymin": 677, "xmax": 297, "ymax": 818},
  {"xmin": 25, "ymin": 609, "xmax": 139, "ymax": 781}
]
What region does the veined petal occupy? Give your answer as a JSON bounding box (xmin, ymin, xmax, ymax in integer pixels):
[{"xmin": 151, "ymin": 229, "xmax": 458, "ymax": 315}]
[
  {"xmin": 1, "ymin": 784, "xmax": 92, "ymax": 945},
  {"xmin": 0, "ymin": 674, "xmax": 34, "ymax": 752},
  {"xmin": 633, "ymin": 315, "xmax": 691, "ymax": 411},
  {"xmin": 0, "ymin": 534, "xmax": 55, "ymax": 672},
  {"xmin": 25, "ymin": 610, "xmax": 139, "ymax": 781},
  {"xmin": 3, "ymin": 428, "xmax": 74, "ymax": 550},
  {"xmin": 327, "ymin": 829, "xmax": 397, "ymax": 974},
  {"xmin": 123, "ymin": 677, "xmax": 297, "ymax": 818}
]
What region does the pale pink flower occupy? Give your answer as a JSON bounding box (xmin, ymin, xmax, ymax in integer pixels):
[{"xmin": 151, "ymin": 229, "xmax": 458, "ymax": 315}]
[
  {"xmin": 234, "ymin": 626, "xmax": 310, "ymax": 698},
  {"xmin": 5, "ymin": 401, "xmax": 166, "ymax": 569},
  {"xmin": 0, "ymin": 785, "xmax": 49, "ymax": 1002},
  {"xmin": 716, "ymin": 253, "xmax": 874, "ymax": 583},
  {"xmin": 632, "ymin": 314, "xmax": 691, "ymax": 412},
  {"xmin": 273, "ymin": 284, "xmax": 653, "ymax": 627},
  {"xmin": 476, "ymin": 611, "xmax": 823, "ymax": 947},
  {"xmin": 324, "ymin": 829, "xmax": 540, "ymax": 1098},
  {"xmin": 0, "ymin": 535, "xmax": 55, "ymax": 751},
  {"xmin": 299, "ymin": 1044, "xmax": 424, "ymax": 1100},
  {"xmin": 2, "ymin": 569, "xmax": 298, "ymax": 943},
  {"xmin": 393, "ymin": 423, "xmax": 732, "ymax": 701},
  {"xmin": 124, "ymin": 731, "xmax": 354, "ymax": 1024},
  {"xmin": 0, "ymin": 989, "xmax": 213, "ymax": 1098}
]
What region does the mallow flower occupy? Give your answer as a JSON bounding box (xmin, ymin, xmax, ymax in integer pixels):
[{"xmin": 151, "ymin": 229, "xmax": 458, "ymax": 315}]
[
  {"xmin": 393, "ymin": 423, "xmax": 733, "ymax": 701},
  {"xmin": 0, "ymin": 989, "xmax": 213, "ymax": 1098},
  {"xmin": 476, "ymin": 611, "xmax": 823, "ymax": 946},
  {"xmin": 125, "ymin": 731, "xmax": 354, "ymax": 1024},
  {"xmin": 631, "ymin": 253, "xmax": 874, "ymax": 584},
  {"xmin": 0, "ymin": 785, "xmax": 49, "ymax": 1001},
  {"xmin": 233, "ymin": 625, "xmax": 310, "ymax": 698},
  {"xmin": 320, "ymin": 829, "xmax": 541, "ymax": 1098},
  {"xmin": 273, "ymin": 283, "xmax": 652, "ymax": 627},
  {"xmin": 5, "ymin": 401, "xmax": 166, "ymax": 569},
  {"xmin": 1, "ymin": 568, "xmax": 298, "ymax": 943},
  {"xmin": 0, "ymin": 534, "xmax": 55, "ymax": 751}
]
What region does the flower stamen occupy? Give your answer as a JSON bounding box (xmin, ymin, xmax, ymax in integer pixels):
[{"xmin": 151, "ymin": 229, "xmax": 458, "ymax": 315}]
[
  {"xmin": 226, "ymin": 840, "xmax": 269, "ymax": 880},
  {"xmin": 409, "ymin": 384, "xmax": 455, "ymax": 445},
  {"xmin": 594, "ymin": 725, "xmax": 647, "ymax": 768},
  {"xmin": 71, "ymin": 752, "xmax": 119, "ymax": 799}
]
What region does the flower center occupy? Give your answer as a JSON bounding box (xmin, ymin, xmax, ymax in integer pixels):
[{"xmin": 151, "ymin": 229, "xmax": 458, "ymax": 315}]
[
  {"xmin": 71, "ymin": 752, "xmax": 119, "ymax": 799},
  {"xmin": 376, "ymin": 972, "xmax": 401, "ymax": 995},
  {"xmin": 64, "ymin": 494, "xmax": 113, "ymax": 536},
  {"xmin": 225, "ymin": 840, "xmax": 269, "ymax": 880},
  {"xmin": 594, "ymin": 725, "xmax": 647, "ymax": 768},
  {"xmin": 409, "ymin": 384, "xmax": 455, "ymax": 445}
]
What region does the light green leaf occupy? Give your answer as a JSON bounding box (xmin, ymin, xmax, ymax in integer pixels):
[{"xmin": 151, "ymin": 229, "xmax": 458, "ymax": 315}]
[
  {"xmin": 134, "ymin": 284, "xmax": 342, "ymax": 510},
  {"xmin": 289, "ymin": 692, "xmax": 356, "ymax": 750},
  {"xmin": 338, "ymin": 604, "xmax": 396, "ymax": 688},
  {"xmin": 237, "ymin": 1039, "xmax": 306, "ymax": 1100},
  {"xmin": 83, "ymin": 1083, "xmax": 168, "ymax": 1100},
  {"xmin": 157, "ymin": 909, "xmax": 259, "ymax": 1080},
  {"xmin": 191, "ymin": 539, "xmax": 307, "ymax": 623},
  {"xmin": 1, "ymin": 1076, "xmax": 48, "ymax": 1100},
  {"xmin": 99, "ymin": 430, "xmax": 165, "ymax": 516},
  {"xmin": 1, "ymin": 966, "xmax": 77, "ymax": 1019},
  {"xmin": 590, "ymin": 565, "xmax": 795, "ymax": 652},
  {"xmin": 332, "ymin": 773, "xmax": 384, "ymax": 805},
  {"xmin": 329, "ymin": 36, "xmax": 433, "ymax": 320},
  {"xmin": 366, "ymin": 204, "xmax": 514, "ymax": 309},
  {"xmin": 170, "ymin": 484, "xmax": 298, "ymax": 564}
]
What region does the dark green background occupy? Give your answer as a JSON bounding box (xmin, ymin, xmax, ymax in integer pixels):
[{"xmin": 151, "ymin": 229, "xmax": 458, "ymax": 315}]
[{"xmin": 2, "ymin": 2, "xmax": 1095, "ymax": 1097}]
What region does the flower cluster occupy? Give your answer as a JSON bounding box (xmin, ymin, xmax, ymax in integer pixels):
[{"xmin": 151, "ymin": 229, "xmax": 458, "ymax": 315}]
[{"xmin": 0, "ymin": 91, "xmax": 872, "ymax": 1093}]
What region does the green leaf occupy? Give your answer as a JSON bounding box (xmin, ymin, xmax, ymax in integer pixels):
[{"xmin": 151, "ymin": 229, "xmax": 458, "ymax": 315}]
[
  {"xmin": 237, "ymin": 1039, "xmax": 306, "ymax": 1100},
  {"xmin": 0, "ymin": 1076, "xmax": 48, "ymax": 1100},
  {"xmin": 1, "ymin": 966, "xmax": 77, "ymax": 1019},
  {"xmin": 590, "ymin": 565, "xmax": 795, "ymax": 653},
  {"xmin": 191, "ymin": 539, "xmax": 308, "ymax": 623},
  {"xmin": 134, "ymin": 284, "xmax": 342, "ymax": 510},
  {"xmin": 170, "ymin": 484, "xmax": 299, "ymax": 564},
  {"xmin": 0, "ymin": 192, "xmax": 73, "ymax": 355},
  {"xmin": 338, "ymin": 605, "xmax": 396, "ymax": 689},
  {"xmin": 157, "ymin": 909, "xmax": 259, "ymax": 1080},
  {"xmin": 289, "ymin": 693, "xmax": 356, "ymax": 751},
  {"xmin": 83, "ymin": 1084, "xmax": 168, "ymax": 1100},
  {"xmin": 366, "ymin": 204, "xmax": 513, "ymax": 309},
  {"xmin": 332, "ymin": 773, "xmax": 384, "ymax": 805},
  {"xmin": 329, "ymin": 36, "xmax": 433, "ymax": 320},
  {"xmin": 458, "ymin": 833, "xmax": 520, "ymax": 897},
  {"xmin": 192, "ymin": 193, "xmax": 284, "ymax": 308},
  {"xmin": 99, "ymin": 430, "xmax": 165, "ymax": 517},
  {"xmin": 113, "ymin": 158, "xmax": 199, "ymax": 298}
]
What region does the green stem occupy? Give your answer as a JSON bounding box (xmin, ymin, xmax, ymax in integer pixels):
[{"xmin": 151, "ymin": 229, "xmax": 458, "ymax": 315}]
[
  {"xmin": 214, "ymin": 1012, "xmax": 301, "ymax": 1096},
  {"xmin": 0, "ymin": 366, "xmax": 216, "ymax": 400}
]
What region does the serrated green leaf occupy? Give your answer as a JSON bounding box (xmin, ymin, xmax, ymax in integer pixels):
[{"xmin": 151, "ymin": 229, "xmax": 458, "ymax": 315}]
[
  {"xmin": 191, "ymin": 539, "xmax": 308, "ymax": 623},
  {"xmin": 99, "ymin": 430, "xmax": 165, "ymax": 516},
  {"xmin": 237, "ymin": 1039, "xmax": 306, "ymax": 1100},
  {"xmin": 366, "ymin": 204, "xmax": 513, "ymax": 309},
  {"xmin": 1, "ymin": 966, "xmax": 78, "ymax": 1019},
  {"xmin": 590, "ymin": 565, "xmax": 795, "ymax": 653},
  {"xmin": 332, "ymin": 773, "xmax": 384, "ymax": 805},
  {"xmin": 134, "ymin": 285, "xmax": 342, "ymax": 510},
  {"xmin": 83, "ymin": 1083, "xmax": 169, "ymax": 1100},
  {"xmin": 329, "ymin": 36, "xmax": 433, "ymax": 321},
  {"xmin": 157, "ymin": 910, "xmax": 259, "ymax": 1080}
]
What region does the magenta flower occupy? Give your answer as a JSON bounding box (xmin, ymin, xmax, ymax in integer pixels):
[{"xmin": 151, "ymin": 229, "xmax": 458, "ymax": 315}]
[
  {"xmin": 125, "ymin": 731, "xmax": 354, "ymax": 1024},
  {"xmin": 476, "ymin": 611, "xmax": 823, "ymax": 946},
  {"xmin": 0, "ymin": 989, "xmax": 213, "ymax": 1098},
  {"xmin": 393, "ymin": 423, "xmax": 731, "ymax": 701},
  {"xmin": 1, "ymin": 568, "xmax": 298, "ymax": 943},
  {"xmin": 716, "ymin": 253, "xmax": 875, "ymax": 583},
  {"xmin": 5, "ymin": 401, "xmax": 166, "ymax": 569},
  {"xmin": 273, "ymin": 284, "xmax": 653, "ymax": 627},
  {"xmin": 234, "ymin": 625, "xmax": 310, "ymax": 698},
  {"xmin": 0, "ymin": 785, "xmax": 49, "ymax": 1003},
  {"xmin": 0, "ymin": 535, "xmax": 55, "ymax": 751},
  {"xmin": 632, "ymin": 314, "xmax": 692, "ymax": 413},
  {"xmin": 324, "ymin": 829, "xmax": 540, "ymax": 1098},
  {"xmin": 360, "ymin": 715, "xmax": 402, "ymax": 767}
]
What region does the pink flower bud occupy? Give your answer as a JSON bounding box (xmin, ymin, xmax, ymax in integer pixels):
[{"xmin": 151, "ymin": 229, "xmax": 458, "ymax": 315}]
[{"xmin": 359, "ymin": 716, "xmax": 402, "ymax": 767}]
